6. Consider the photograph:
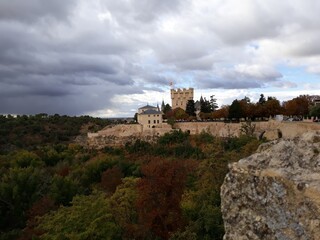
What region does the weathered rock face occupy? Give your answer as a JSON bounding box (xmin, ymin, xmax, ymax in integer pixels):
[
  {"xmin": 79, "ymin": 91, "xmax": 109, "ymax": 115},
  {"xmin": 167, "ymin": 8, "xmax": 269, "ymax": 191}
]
[{"xmin": 221, "ymin": 132, "xmax": 320, "ymax": 240}]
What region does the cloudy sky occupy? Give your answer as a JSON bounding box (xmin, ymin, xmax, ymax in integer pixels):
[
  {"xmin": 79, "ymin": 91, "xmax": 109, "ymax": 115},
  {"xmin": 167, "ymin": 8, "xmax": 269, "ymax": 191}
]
[{"xmin": 1, "ymin": 0, "xmax": 320, "ymax": 117}]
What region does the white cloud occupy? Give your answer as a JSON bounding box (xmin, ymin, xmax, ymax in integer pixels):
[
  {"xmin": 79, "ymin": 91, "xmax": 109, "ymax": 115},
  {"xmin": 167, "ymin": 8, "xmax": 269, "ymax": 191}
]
[{"xmin": 234, "ymin": 64, "xmax": 282, "ymax": 80}]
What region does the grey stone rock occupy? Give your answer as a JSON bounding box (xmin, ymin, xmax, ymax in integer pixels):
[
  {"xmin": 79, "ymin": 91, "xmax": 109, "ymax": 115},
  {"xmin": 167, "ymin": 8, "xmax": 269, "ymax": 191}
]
[{"xmin": 221, "ymin": 131, "xmax": 320, "ymax": 240}]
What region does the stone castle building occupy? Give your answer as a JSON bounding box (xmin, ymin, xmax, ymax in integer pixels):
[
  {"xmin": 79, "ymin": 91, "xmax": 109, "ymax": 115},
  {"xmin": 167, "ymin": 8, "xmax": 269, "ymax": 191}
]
[
  {"xmin": 137, "ymin": 104, "xmax": 162, "ymax": 128},
  {"xmin": 136, "ymin": 87, "xmax": 194, "ymax": 128},
  {"xmin": 170, "ymin": 88, "xmax": 194, "ymax": 110}
]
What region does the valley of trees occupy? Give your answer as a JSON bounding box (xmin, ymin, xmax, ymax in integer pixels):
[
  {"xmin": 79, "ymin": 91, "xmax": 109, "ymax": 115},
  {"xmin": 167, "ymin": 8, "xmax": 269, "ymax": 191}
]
[
  {"xmin": 162, "ymin": 94, "xmax": 320, "ymax": 122},
  {"xmin": 0, "ymin": 114, "xmax": 263, "ymax": 240}
]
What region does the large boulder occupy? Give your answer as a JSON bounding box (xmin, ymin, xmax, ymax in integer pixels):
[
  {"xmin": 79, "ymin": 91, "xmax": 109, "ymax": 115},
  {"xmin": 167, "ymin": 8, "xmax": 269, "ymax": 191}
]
[{"xmin": 221, "ymin": 132, "xmax": 320, "ymax": 240}]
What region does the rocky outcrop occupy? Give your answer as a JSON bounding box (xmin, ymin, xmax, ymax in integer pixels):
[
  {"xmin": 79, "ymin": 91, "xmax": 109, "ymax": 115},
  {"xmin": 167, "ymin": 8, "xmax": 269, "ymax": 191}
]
[{"xmin": 221, "ymin": 131, "xmax": 320, "ymax": 240}]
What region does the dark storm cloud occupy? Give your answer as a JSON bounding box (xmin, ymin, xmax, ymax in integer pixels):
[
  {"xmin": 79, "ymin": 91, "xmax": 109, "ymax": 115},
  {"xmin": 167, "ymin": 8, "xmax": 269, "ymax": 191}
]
[
  {"xmin": 0, "ymin": 0, "xmax": 77, "ymax": 23},
  {"xmin": 0, "ymin": 78, "xmax": 143, "ymax": 115},
  {"xmin": 27, "ymin": 86, "xmax": 72, "ymax": 97},
  {"xmin": 0, "ymin": 0, "xmax": 141, "ymax": 116}
]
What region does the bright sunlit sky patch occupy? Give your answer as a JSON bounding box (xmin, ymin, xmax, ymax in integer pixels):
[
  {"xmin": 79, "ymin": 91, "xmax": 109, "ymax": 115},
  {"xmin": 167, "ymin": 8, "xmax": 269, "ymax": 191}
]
[{"xmin": 0, "ymin": 0, "xmax": 319, "ymax": 117}]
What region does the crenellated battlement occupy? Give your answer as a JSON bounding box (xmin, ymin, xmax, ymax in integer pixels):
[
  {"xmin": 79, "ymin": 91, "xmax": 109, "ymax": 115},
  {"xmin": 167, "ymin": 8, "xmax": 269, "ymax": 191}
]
[
  {"xmin": 170, "ymin": 88, "xmax": 194, "ymax": 110},
  {"xmin": 170, "ymin": 88, "xmax": 194, "ymax": 93}
]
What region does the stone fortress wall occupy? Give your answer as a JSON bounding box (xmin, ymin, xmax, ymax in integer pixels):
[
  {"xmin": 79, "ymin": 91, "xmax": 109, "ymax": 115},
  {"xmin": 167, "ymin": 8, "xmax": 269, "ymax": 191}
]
[{"xmin": 87, "ymin": 121, "xmax": 320, "ymax": 148}]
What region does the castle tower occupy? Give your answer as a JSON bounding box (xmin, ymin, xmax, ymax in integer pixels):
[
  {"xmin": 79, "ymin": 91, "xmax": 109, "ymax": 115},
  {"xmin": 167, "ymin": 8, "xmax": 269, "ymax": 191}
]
[{"xmin": 170, "ymin": 88, "xmax": 194, "ymax": 110}]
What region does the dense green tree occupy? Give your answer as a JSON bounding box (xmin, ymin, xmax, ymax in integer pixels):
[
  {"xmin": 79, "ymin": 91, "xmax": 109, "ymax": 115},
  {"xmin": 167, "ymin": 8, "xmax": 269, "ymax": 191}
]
[
  {"xmin": 109, "ymin": 177, "xmax": 139, "ymax": 239},
  {"xmin": 228, "ymin": 100, "xmax": 242, "ymax": 120},
  {"xmin": 125, "ymin": 139, "xmax": 152, "ymax": 154},
  {"xmin": 11, "ymin": 150, "xmax": 43, "ymax": 168},
  {"xmin": 163, "ymin": 104, "xmax": 172, "ymax": 119},
  {"xmin": 0, "ymin": 167, "xmax": 49, "ymax": 231},
  {"xmin": 85, "ymin": 158, "xmax": 117, "ymax": 183},
  {"xmin": 186, "ymin": 100, "xmax": 196, "ymax": 117},
  {"xmin": 310, "ymin": 105, "xmax": 320, "ymax": 118},
  {"xmin": 37, "ymin": 191, "xmax": 122, "ymax": 240},
  {"xmin": 180, "ymin": 159, "xmax": 226, "ymax": 240},
  {"xmin": 158, "ymin": 130, "xmax": 190, "ymax": 146},
  {"xmin": 167, "ymin": 117, "xmax": 176, "ymax": 128},
  {"xmin": 49, "ymin": 175, "xmax": 79, "ymax": 206},
  {"xmin": 200, "ymin": 98, "xmax": 212, "ymax": 113},
  {"xmin": 20, "ymin": 196, "xmax": 57, "ymax": 240},
  {"xmin": 0, "ymin": 114, "xmax": 111, "ymax": 151},
  {"xmin": 38, "ymin": 147, "xmax": 62, "ymax": 166},
  {"xmin": 210, "ymin": 95, "xmax": 218, "ymax": 112}
]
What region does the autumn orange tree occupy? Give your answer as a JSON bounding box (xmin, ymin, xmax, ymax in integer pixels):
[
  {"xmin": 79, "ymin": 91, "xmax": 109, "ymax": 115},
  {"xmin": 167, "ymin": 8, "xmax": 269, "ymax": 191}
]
[
  {"xmin": 283, "ymin": 95, "xmax": 309, "ymax": 116},
  {"xmin": 264, "ymin": 97, "xmax": 283, "ymax": 117},
  {"xmin": 167, "ymin": 107, "xmax": 189, "ymax": 121},
  {"xmin": 19, "ymin": 196, "xmax": 56, "ymax": 240},
  {"xmin": 136, "ymin": 158, "xmax": 196, "ymax": 239},
  {"xmin": 211, "ymin": 105, "xmax": 229, "ymax": 119},
  {"xmin": 100, "ymin": 166, "xmax": 124, "ymax": 193}
]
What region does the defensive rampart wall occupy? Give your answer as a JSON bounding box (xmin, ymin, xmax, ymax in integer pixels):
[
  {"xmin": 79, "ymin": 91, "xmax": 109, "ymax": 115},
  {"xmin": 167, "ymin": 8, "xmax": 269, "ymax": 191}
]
[{"xmin": 87, "ymin": 121, "xmax": 320, "ymax": 148}]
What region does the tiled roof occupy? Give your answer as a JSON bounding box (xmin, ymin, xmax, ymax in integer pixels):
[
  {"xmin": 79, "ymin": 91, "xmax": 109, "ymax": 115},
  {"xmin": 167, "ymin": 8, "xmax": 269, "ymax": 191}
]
[
  {"xmin": 138, "ymin": 104, "xmax": 157, "ymax": 109},
  {"xmin": 139, "ymin": 109, "xmax": 162, "ymax": 114}
]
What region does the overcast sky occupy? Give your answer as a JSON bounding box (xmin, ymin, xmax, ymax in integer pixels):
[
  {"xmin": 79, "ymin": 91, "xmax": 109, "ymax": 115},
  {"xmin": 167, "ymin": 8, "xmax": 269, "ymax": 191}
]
[{"xmin": 1, "ymin": 0, "xmax": 320, "ymax": 117}]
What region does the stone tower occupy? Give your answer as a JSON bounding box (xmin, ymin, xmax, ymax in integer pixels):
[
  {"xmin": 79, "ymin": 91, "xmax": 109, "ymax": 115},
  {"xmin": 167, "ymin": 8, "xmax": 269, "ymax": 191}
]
[{"xmin": 170, "ymin": 88, "xmax": 194, "ymax": 110}]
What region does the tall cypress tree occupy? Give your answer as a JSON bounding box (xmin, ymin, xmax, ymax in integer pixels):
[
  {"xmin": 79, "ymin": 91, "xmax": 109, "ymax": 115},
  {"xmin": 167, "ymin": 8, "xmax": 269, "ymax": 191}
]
[
  {"xmin": 186, "ymin": 100, "xmax": 196, "ymax": 116},
  {"xmin": 200, "ymin": 98, "xmax": 211, "ymax": 113},
  {"xmin": 210, "ymin": 95, "xmax": 218, "ymax": 111},
  {"xmin": 228, "ymin": 99, "xmax": 242, "ymax": 120}
]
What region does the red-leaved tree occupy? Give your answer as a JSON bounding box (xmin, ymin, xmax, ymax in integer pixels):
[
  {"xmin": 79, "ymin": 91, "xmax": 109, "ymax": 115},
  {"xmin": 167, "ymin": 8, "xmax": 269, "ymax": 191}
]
[{"xmin": 136, "ymin": 158, "xmax": 195, "ymax": 239}]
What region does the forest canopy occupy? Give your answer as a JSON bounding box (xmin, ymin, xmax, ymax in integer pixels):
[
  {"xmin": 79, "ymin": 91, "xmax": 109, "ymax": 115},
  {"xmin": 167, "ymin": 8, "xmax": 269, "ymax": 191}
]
[{"xmin": 1, "ymin": 114, "xmax": 263, "ymax": 240}]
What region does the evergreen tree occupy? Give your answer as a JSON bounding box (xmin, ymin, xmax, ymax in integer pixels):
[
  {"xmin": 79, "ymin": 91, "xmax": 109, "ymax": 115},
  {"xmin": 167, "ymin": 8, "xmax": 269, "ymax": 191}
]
[
  {"xmin": 163, "ymin": 104, "xmax": 172, "ymax": 119},
  {"xmin": 258, "ymin": 94, "xmax": 266, "ymax": 105},
  {"xmin": 161, "ymin": 100, "xmax": 165, "ymax": 112},
  {"xmin": 133, "ymin": 113, "xmax": 138, "ymax": 122},
  {"xmin": 210, "ymin": 95, "xmax": 218, "ymax": 112},
  {"xmin": 310, "ymin": 105, "xmax": 320, "ymax": 118},
  {"xmin": 186, "ymin": 100, "xmax": 196, "ymax": 116},
  {"xmin": 242, "ymin": 96, "xmax": 251, "ymax": 103},
  {"xmin": 228, "ymin": 99, "xmax": 242, "ymax": 120},
  {"xmin": 163, "ymin": 104, "xmax": 172, "ymax": 115},
  {"xmin": 200, "ymin": 98, "xmax": 211, "ymax": 113}
]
